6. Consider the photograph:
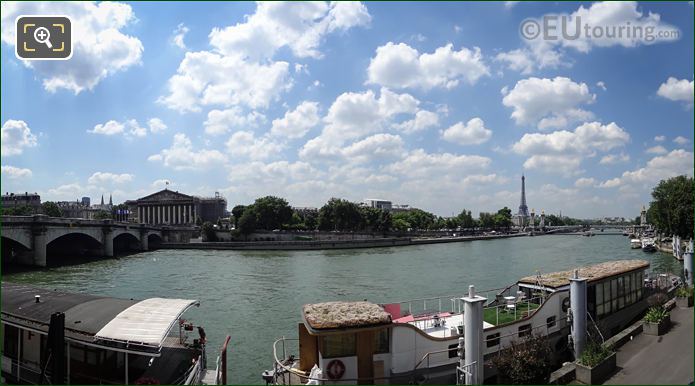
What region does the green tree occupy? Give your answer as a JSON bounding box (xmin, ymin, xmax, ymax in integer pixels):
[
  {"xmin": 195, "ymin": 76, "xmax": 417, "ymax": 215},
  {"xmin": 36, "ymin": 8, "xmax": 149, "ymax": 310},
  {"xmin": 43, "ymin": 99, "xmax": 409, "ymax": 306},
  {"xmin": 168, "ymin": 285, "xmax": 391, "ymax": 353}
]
[
  {"xmin": 238, "ymin": 206, "xmax": 258, "ymax": 236},
  {"xmin": 201, "ymin": 221, "xmax": 218, "ymax": 241},
  {"xmin": 478, "ymin": 212, "xmax": 495, "ymax": 229},
  {"xmin": 232, "ymin": 205, "xmax": 247, "ymax": 228},
  {"xmin": 494, "ymin": 207, "xmax": 513, "ymax": 230},
  {"xmin": 318, "ymin": 198, "xmax": 362, "ymax": 231},
  {"xmin": 392, "ymin": 209, "xmax": 437, "ymax": 230},
  {"xmin": 303, "ymin": 211, "xmax": 318, "ymax": 230},
  {"xmin": 0, "ymin": 205, "xmax": 34, "ymax": 216},
  {"xmin": 253, "ymin": 196, "xmax": 292, "ymax": 230},
  {"xmin": 392, "ymin": 217, "xmax": 410, "ymax": 232},
  {"xmin": 647, "ymin": 175, "xmax": 694, "ymax": 238},
  {"xmin": 457, "ymin": 209, "xmax": 476, "ymax": 229},
  {"xmin": 41, "ymin": 201, "xmax": 63, "ymax": 217}
]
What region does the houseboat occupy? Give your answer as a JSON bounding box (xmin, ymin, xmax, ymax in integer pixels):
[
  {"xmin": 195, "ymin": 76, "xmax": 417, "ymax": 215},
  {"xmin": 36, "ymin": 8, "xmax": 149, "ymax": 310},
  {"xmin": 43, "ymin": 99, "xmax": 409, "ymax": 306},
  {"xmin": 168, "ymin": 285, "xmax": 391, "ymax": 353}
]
[
  {"xmin": 1, "ymin": 282, "xmax": 224, "ymax": 385},
  {"xmin": 264, "ymin": 259, "xmax": 670, "ymax": 385}
]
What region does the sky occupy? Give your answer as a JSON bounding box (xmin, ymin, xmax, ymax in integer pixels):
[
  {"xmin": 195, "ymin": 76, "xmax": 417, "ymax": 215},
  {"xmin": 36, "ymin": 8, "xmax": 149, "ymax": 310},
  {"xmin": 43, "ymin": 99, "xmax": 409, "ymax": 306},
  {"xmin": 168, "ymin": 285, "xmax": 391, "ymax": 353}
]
[{"xmin": 1, "ymin": 1, "xmax": 693, "ymax": 218}]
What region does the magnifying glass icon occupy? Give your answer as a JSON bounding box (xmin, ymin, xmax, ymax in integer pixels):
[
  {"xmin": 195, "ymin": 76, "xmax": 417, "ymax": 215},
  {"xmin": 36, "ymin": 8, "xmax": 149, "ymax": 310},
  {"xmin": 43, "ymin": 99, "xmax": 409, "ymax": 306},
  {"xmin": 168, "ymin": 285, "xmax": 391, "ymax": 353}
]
[{"xmin": 33, "ymin": 27, "xmax": 52, "ymax": 49}]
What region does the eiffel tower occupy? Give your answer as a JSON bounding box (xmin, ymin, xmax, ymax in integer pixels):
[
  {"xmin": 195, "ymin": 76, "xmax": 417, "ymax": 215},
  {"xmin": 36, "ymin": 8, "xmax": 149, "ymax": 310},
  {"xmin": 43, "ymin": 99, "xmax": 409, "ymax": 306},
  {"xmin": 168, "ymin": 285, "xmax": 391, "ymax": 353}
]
[{"xmin": 517, "ymin": 174, "xmax": 530, "ymax": 227}]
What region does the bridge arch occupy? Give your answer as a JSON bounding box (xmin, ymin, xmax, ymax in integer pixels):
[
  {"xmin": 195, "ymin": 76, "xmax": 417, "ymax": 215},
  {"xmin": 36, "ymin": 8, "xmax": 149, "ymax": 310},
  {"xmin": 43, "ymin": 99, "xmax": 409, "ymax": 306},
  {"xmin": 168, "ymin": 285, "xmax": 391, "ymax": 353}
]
[
  {"xmin": 113, "ymin": 232, "xmax": 141, "ymax": 254},
  {"xmin": 1, "ymin": 233, "xmax": 31, "ymax": 250},
  {"xmin": 147, "ymin": 232, "xmax": 163, "ymax": 249},
  {"xmin": 2, "ymin": 236, "xmax": 32, "ymax": 265},
  {"xmin": 46, "ymin": 232, "xmax": 104, "ymax": 264},
  {"xmin": 45, "ymin": 229, "xmax": 103, "ymax": 246}
]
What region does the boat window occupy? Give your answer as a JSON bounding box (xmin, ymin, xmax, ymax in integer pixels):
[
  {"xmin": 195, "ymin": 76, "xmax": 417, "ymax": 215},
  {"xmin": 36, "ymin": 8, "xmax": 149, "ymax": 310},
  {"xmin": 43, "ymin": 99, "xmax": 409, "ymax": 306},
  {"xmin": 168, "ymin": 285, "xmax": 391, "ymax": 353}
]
[
  {"xmin": 611, "ymin": 279, "xmax": 618, "ymax": 312},
  {"xmin": 518, "ymin": 324, "xmax": 531, "ymax": 338},
  {"xmin": 3, "ymin": 324, "xmax": 19, "ymax": 357},
  {"xmin": 596, "ymin": 283, "xmax": 603, "ymax": 305},
  {"xmin": 486, "ymin": 333, "xmax": 500, "ymax": 348},
  {"xmin": 617, "ymin": 277, "xmax": 625, "ymax": 310},
  {"xmin": 546, "ymin": 316, "xmax": 556, "ymax": 328},
  {"xmin": 321, "ymin": 333, "xmax": 356, "ymax": 358},
  {"xmin": 374, "ymin": 329, "xmax": 389, "ymax": 354},
  {"xmin": 448, "ymin": 343, "xmax": 460, "ymax": 358}
]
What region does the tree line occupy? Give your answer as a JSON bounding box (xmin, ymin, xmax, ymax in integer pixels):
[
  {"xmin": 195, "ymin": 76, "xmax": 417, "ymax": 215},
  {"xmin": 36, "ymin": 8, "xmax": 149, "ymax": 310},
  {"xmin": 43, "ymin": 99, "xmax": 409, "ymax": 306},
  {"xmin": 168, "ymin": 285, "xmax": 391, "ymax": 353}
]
[
  {"xmin": 645, "ymin": 175, "xmax": 693, "ymax": 239},
  {"xmin": 227, "ymin": 195, "xmax": 520, "ymax": 235}
]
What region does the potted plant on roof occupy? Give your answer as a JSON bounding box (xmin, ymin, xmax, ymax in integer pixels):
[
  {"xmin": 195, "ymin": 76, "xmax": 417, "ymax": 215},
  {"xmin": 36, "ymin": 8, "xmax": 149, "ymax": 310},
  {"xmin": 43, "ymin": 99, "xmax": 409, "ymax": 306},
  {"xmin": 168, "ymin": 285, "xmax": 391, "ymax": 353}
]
[
  {"xmin": 575, "ymin": 341, "xmax": 616, "ymax": 385},
  {"xmin": 643, "ymin": 306, "xmax": 670, "ymax": 335},
  {"xmin": 675, "ymin": 286, "xmax": 693, "ymax": 308}
]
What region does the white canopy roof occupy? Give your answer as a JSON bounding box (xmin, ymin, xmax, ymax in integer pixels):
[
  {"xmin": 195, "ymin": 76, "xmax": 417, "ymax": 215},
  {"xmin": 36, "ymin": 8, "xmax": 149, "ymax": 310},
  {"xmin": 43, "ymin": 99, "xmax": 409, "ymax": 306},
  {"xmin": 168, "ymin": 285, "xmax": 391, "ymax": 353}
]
[{"xmin": 94, "ymin": 298, "xmax": 199, "ymax": 347}]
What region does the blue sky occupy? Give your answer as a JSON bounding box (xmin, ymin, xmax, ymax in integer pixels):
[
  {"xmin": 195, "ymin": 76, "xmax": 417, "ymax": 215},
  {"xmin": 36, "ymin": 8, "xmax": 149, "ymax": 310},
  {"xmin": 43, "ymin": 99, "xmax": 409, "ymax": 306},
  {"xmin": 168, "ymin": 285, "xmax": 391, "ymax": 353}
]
[{"xmin": 1, "ymin": 1, "xmax": 693, "ymax": 218}]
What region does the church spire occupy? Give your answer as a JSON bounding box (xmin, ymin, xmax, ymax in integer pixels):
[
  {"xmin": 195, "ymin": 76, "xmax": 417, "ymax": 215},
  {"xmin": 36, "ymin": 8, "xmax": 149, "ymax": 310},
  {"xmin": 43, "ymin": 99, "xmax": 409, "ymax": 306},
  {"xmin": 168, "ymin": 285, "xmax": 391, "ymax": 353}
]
[
  {"xmin": 109, "ymin": 194, "xmax": 112, "ymax": 206},
  {"xmin": 101, "ymin": 194, "xmax": 104, "ymax": 206}
]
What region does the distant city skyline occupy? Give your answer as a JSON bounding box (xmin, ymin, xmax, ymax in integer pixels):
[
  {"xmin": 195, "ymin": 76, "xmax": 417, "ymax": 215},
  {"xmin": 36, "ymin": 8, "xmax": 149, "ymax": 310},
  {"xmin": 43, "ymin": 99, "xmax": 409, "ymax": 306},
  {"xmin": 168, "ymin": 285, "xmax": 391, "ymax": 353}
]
[{"xmin": 2, "ymin": 2, "xmax": 693, "ymax": 218}]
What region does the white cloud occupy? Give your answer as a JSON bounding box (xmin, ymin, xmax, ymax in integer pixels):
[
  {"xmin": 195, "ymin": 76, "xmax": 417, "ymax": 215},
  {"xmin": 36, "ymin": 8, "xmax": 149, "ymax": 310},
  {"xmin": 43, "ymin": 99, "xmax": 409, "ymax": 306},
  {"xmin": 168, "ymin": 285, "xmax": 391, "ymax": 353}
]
[
  {"xmin": 504, "ymin": 1, "xmax": 519, "ymax": 9},
  {"xmin": 2, "ymin": 119, "xmax": 38, "ymax": 156},
  {"xmin": 226, "ymin": 131, "xmax": 284, "ymax": 160},
  {"xmin": 657, "ymin": 77, "xmax": 694, "ymax": 106},
  {"xmin": 208, "ymin": 1, "xmax": 370, "ymax": 60},
  {"xmin": 148, "ymin": 118, "xmax": 168, "ymax": 133},
  {"xmin": 498, "ymin": 2, "xmax": 678, "ymax": 75},
  {"xmin": 89, "ymin": 118, "xmax": 165, "ymax": 137},
  {"xmin": 575, "ymin": 177, "xmax": 596, "ymax": 188},
  {"xmin": 384, "ymin": 149, "xmax": 491, "ymax": 178},
  {"xmin": 1, "ymin": 2, "xmax": 143, "ymax": 94},
  {"xmin": 89, "ymin": 120, "xmax": 124, "ymax": 136},
  {"xmin": 87, "ymin": 172, "xmax": 134, "ymax": 185},
  {"xmin": 596, "ymin": 81, "xmax": 607, "ymax": 91},
  {"xmin": 598, "ymin": 178, "xmax": 622, "ymax": 188},
  {"xmin": 367, "ymin": 42, "xmax": 490, "ymax": 90},
  {"xmin": 503, "ymin": 77, "xmax": 596, "ymax": 130},
  {"xmin": 1, "ymin": 165, "xmax": 32, "ymax": 179},
  {"xmin": 441, "ymin": 118, "xmax": 492, "ymax": 145},
  {"xmin": 159, "ymin": 51, "xmax": 291, "ymax": 113},
  {"xmin": 151, "ymin": 179, "xmax": 173, "ymax": 189},
  {"xmin": 654, "ymin": 135, "xmax": 665, "ymax": 142},
  {"xmin": 342, "ymin": 134, "xmax": 405, "ymax": 164},
  {"xmin": 172, "ymin": 23, "xmax": 189, "ymax": 49},
  {"xmin": 513, "ymin": 121, "xmax": 630, "ymax": 174},
  {"xmin": 148, "ymin": 133, "xmax": 227, "ymax": 170},
  {"xmin": 599, "ymin": 149, "xmax": 694, "ymax": 188},
  {"xmin": 392, "ymin": 110, "xmax": 439, "ymax": 134},
  {"xmin": 674, "ymin": 136, "xmax": 690, "ymax": 145},
  {"xmin": 599, "ymin": 153, "xmax": 630, "ymax": 164},
  {"xmin": 270, "ymin": 101, "xmax": 320, "ymax": 139},
  {"xmin": 160, "ymin": 2, "xmax": 369, "ymax": 113},
  {"xmin": 204, "ymin": 107, "xmax": 266, "ymax": 136},
  {"xmin": 495, "ymin": 49, "xmax": 536, "ymax": 75},
  {"xmin": 47, "ymin": 183, "xmax": 84, "ymax": 200},
  {"xmin": 646, "ymin": 145, "xmax": 667, "ymax": 155}
]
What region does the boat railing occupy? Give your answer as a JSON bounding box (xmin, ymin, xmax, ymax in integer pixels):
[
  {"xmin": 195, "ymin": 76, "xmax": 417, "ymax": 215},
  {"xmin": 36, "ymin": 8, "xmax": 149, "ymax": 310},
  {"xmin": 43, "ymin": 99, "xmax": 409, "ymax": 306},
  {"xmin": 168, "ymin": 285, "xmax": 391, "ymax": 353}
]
[
  {"xmin": 393, "ymin": 285, "xmax": 514, "ymax": 317},
  {"xmin": 455, "ymin": 360, "xmax": 477, "ymax": 385},
  {"xmin": 483, "ymin": 295, "xmax": 545, "ymax": 326},
  {"xmin": 182, "ymin": 354, "xmax": 204, "ymax": 385}
]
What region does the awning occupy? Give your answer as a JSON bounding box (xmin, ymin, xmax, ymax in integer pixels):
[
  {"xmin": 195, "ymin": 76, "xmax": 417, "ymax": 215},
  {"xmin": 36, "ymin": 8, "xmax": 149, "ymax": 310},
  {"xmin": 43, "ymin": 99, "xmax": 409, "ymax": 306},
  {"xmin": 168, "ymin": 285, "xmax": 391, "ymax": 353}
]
[{"xmin": 94, "ymin": 298, "xmax": 199, "ymax": 348}]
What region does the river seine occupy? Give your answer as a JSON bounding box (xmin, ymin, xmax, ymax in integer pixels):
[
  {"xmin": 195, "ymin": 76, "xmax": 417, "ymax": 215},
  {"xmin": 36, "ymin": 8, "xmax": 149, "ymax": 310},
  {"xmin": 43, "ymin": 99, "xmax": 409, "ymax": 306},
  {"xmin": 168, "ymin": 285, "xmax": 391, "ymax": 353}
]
[{"xmin": 3, "ymin": 234, "xmax": 682, "ymax": 384}]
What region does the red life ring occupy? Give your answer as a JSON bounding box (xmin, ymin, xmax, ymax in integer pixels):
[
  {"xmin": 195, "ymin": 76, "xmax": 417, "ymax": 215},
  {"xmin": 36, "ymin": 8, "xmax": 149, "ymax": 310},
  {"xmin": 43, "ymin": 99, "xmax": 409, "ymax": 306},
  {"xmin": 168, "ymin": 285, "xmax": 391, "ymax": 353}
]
[{"xmin": 326, "ymin": 359, "xmax": 346, "ymax": 380}]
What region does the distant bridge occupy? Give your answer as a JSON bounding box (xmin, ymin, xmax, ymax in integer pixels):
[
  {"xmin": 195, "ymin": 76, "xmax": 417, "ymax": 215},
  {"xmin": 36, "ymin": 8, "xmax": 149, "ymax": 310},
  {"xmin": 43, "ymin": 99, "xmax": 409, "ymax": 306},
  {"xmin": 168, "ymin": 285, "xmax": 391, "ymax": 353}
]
[{"xmin": 1, "ymin": 215, "xmax": 196, "ymax": 267}]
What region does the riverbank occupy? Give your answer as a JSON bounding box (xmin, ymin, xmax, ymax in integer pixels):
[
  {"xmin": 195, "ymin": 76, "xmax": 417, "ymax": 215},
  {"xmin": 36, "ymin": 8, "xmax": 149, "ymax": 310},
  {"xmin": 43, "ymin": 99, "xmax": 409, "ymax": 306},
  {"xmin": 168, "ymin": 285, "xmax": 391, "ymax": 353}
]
[{"xmin": 161, "ymin": 232, "xmax": 529, "ymax": 250}]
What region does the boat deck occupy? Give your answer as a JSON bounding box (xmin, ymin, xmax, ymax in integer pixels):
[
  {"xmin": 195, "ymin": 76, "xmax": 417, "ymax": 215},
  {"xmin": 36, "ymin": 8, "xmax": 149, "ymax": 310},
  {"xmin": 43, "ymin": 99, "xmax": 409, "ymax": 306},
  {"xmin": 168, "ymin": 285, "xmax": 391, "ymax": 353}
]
[{"xmin": 396, "ymin": 312, "xmax": 495, "ymax": 338}]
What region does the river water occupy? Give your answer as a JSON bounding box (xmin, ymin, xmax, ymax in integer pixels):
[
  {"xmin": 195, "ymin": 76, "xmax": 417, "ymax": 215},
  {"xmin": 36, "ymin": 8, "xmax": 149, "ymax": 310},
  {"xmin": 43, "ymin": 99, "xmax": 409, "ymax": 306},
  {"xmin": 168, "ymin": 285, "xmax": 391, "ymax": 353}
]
[{"xmin": 3, "ymin": 234, "xmax": 682, "ymax": 384}]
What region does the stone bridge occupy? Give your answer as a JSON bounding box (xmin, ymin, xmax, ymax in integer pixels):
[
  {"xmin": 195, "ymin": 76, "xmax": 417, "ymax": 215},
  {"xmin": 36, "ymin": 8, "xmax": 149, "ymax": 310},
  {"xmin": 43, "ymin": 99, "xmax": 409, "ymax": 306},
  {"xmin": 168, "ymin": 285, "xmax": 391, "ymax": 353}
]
[{"xmin": 1, "ymin": 215, "xmax": 196, "ymax": 267}]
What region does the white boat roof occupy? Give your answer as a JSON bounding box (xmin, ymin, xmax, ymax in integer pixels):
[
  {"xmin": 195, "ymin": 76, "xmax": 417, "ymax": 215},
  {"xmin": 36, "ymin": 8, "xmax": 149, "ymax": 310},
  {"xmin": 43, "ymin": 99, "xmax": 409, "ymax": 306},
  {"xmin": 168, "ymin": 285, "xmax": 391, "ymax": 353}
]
[{"xmin": 94, "ymin": 298, "xmax": 199, "ymax": 348}]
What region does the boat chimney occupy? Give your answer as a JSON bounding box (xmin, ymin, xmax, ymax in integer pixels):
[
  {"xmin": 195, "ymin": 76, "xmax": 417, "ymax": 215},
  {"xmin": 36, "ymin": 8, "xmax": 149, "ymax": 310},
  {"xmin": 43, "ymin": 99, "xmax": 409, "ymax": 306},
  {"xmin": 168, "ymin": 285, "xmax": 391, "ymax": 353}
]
[
  {"xmin": 569, "ymin": 270, "xmax": 587, "ymax": 360},
  {"xmin": 468, "ymin": 285, "xmax": 475, "ymax": 298},
  {"xmin": 35, "ymin": 295, "xmax": 41, "ymax": 303}
]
